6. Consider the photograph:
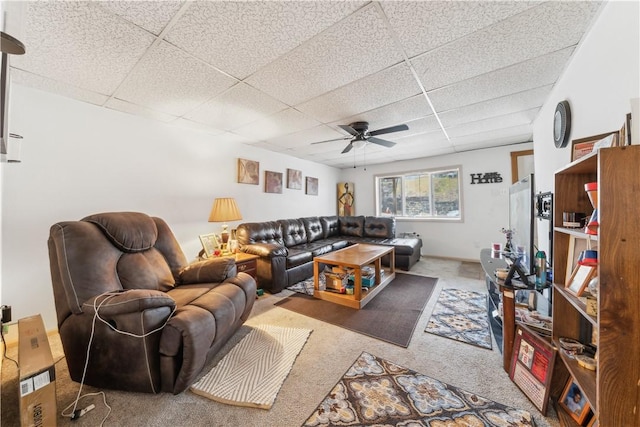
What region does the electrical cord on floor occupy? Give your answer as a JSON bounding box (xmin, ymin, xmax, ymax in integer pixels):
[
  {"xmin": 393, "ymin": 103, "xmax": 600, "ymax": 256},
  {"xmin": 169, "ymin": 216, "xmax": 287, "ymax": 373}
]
[
  {"xmin": 61, "ymin": 290, "xmax": 174, "ymax": 424},
  {"xmin": 0, "ymin": 324, "xmax": 19, "ymax": 368}
]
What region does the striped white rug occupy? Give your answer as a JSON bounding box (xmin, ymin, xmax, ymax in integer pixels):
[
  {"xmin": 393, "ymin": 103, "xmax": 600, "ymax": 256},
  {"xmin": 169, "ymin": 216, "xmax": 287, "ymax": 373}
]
[{"xmin": 190, "ymin": 324, "xmax": 312, "ymax": 409}]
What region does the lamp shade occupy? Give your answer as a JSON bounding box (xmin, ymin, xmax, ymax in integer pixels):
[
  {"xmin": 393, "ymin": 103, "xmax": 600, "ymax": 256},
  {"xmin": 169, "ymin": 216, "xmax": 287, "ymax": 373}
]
[{"xmin": 208, "ymin": 198, "xmax": 242, "ymax": 223}]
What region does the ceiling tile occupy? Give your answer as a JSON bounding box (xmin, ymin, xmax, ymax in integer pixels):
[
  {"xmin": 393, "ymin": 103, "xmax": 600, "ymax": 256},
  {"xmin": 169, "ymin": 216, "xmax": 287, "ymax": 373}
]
[
  {"xmin": 438, "ymin": 85, "xmax": 552, "ymax": 126},
  {"xmin": 380, "ymin": 1, "xmax": 540, "ymax": 58},
  {"xmin": 233, "ymin": 108, "xmax": 321, "ymax": 141},
  {"xmin": 269, "ymin": 125, "xmax": 347, "ymax": 150},
  {"xmin": 115, "ymin": 41, "xmax": 238, "ymax": 116},
  {"xmin": 246, "ymin": 4, "xmax": 405, "ymax": 106},
  {"xmin": 11, "ymin": 69, "xmax": 109, "ymax": 106},
  {"xmin": 165, "ymin": 1, "xmax": 366, "ymax": 79},
  {"xmin": 446, "ymin": 108, "xmax": 539, "ymax": 138},
  {"xmin": 171, "ymin": 118, "xmax": 226, "ymax": 136},
  {"xmin": 12, "ymin": 2, "xmax": 156, "ymax": 95},
  {"xmin": 332, "ymin": 95, "xmax": 433, "ymax": 132},
  {"xmin": 428, "ymin": 47, "xmax": 575, "ymax": 112},
  {"xmin": 451, "ymin": 125, "xmax": 533, "ymax": 148},
  {"xmin": 411, "ymin": 1, "xmax": 602, "ymax": 91},
  {"xmin": 296, "ymin": 62, "xmax": 420, "ymax": 124},
  {"xmin": 105, "ymin": 98, "xmax": 178, "ymax": 123},
  {"xmin": 97, "ymin": 1, "xmax": 185, "ymax": 36},
  {"xmin": 185, "ymin": 83, "xmax": 288, "ymax": 131}
]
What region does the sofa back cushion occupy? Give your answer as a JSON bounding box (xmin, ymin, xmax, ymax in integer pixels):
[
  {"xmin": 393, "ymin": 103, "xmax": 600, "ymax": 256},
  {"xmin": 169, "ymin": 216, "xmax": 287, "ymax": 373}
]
[
  {"xmin": 279, "ymin": 218, "xmax": 308, "ymax": 247},
  {"xmin": 339, "ymin": 216, "xmax": 365, "ymax": 237},
  {"xmin": 236, "ymin": 221, "xmax": 285, "ymax": 247},
  {"xmin": 302, "ymin": 217, "xmax": 323, "ymax": 242},
  {"xmin": 364, "ymin": 216, "xmax": 395, "ymax": 238},
  {"xmin": 320, "ymin": 216, "xmax": 340, "ymax": 238}
]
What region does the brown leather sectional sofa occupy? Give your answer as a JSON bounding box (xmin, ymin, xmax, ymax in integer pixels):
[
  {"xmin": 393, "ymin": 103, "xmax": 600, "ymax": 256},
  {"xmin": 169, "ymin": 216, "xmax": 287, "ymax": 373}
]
[{"xmin": 236, "ymin": 215, "xmax": 422, "ymax": 293}]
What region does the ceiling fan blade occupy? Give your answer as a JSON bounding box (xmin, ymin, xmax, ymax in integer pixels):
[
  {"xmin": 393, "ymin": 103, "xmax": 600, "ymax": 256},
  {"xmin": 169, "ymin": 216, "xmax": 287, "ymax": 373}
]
[
  {"xmin": 341, "ymin": 141, "xmax": 354, "ymax": 154},
  {"xmin": 367, "ymin": 136, "xmax": 396, "ymax": 148},
  {"xmin": 311, "ymin": 136, "xmax": 351, "ymax": 145},
  {"xmin": 368, "ymin": 124, "xmax": 409, "ymax": 136},
  {"xmin": 338, "ymin": 124, "xmax": 359, "ymax": 137}
]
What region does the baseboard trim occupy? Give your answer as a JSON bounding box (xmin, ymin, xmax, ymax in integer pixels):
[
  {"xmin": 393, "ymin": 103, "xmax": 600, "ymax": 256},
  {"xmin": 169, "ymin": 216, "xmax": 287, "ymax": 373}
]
[{"xmin": 421, "ymin": 254, "xmax": 480, "ymax": 264}]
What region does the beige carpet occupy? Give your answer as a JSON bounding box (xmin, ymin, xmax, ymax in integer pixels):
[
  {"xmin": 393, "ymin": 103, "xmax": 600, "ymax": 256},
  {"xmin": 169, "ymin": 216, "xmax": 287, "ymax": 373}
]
[
  {"xmin": 191, "ymin": 325, "xmax": 311, "ymax": 409},
  {"xmin": 1, "ymin": 257, "xmax": 560, "ymax": 427}
]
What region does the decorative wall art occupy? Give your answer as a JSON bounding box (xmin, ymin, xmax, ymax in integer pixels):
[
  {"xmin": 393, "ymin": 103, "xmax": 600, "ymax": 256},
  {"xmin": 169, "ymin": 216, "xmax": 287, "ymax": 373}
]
[
  {"xmin": 306, "ymin": 177, "xmax": 318, "ymax": 196},
  {"xmin": 265, "ymin": 171, "xmax": 283, "ymax": 194},
  {"xmin": 237, "ymin": 158, "xmax": 259, "ymax": 185},
  {"xmin": 337, "ymin": 182, "xmax": 354, "ymax": 216},
  {"xmin": 287, "ymin": 168, "xmax": 302, "ymax": 190}
]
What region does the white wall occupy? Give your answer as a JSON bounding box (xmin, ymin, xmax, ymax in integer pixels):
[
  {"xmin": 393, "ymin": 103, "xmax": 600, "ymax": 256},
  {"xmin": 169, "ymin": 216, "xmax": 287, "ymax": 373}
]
[
  {"xmin": 532, "ymin": 0, "xmax": 639, "ymax": 257},
  {"xmin": 0, "ymin": 85, "xmax": 340, "ymax": 331},
  {"xmin": 340, "ymin": 142, "xmax": 533, "ymax": 260}
]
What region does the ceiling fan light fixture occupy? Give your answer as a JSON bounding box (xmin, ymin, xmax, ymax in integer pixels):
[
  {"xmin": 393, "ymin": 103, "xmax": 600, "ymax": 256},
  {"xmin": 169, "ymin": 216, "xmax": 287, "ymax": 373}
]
[{"xmin": 353, "ymin": 139, "xmax": 366, "ymax": 149}]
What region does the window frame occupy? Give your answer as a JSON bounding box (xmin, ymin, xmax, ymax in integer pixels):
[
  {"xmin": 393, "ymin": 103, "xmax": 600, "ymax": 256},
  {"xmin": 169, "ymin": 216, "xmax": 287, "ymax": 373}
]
[{"xmin": 374, "ymin": 165, "xmax": 463, "ymax": 222}]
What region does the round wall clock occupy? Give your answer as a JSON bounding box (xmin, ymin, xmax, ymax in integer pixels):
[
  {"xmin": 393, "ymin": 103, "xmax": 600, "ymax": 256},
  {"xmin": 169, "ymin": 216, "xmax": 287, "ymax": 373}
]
[{"xmin": 553, "ymin": 100, "xmax": 571, "ymax": 148}]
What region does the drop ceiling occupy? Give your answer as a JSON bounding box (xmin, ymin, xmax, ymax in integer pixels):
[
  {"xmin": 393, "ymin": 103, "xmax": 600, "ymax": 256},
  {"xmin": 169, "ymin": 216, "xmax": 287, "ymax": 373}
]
[{"xmin": 7, "ymin": 1, "xmax": 603, "ymax": 168}]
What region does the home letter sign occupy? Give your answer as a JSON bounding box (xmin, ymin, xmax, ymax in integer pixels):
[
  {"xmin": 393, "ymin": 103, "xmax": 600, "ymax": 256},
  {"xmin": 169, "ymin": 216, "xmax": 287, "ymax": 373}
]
[{"xmin": 470, "ymin": 172, "xmax": 503, "ymax": 184}]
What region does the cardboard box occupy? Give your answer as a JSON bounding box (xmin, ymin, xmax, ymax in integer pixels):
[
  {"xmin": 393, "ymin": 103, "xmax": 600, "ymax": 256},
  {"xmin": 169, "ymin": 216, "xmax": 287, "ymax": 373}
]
[
  {"xmin": 324, "ymin": 272, "xmax": 348, "ymax": 291},
  {"xmin": 18, "ymin": 314, "xmax": 57, "ymax": 427}
]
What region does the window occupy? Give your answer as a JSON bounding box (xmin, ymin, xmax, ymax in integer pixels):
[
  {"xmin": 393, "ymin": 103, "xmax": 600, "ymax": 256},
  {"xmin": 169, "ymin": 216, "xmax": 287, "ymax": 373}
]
[{"xmin": 375, "ymin": 167, "xmax": 461, "ymax": 219}]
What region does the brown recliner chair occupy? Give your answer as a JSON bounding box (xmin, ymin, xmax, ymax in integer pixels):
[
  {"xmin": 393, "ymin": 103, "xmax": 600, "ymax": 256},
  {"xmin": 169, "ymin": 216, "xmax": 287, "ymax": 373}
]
[{"xmin": 48, "ymin": 212, "xmax": 256, "ymax": 394}]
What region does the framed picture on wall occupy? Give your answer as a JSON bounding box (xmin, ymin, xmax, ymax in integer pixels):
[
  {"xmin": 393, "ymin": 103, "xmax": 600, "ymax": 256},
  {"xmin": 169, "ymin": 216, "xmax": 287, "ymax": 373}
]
[
  {"xmin": 286, "ymin": 168, "xmax": 302, "ymax": 190},
  {"xmin": 337, "ymin": 182, "xmax": 354, "ymax": 216},
  {"xmin": 306, "ymin": 177, "xmax": 318, "ymax": 195},
  {"xmin": 237, "ymin": 158, "xmax": 259, "ymax": 185}
]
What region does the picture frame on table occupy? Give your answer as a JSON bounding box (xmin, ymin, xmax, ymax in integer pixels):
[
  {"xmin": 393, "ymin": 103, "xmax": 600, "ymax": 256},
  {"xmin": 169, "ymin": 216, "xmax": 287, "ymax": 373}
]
[
  {"xmin": 565, "ymin": 235, "xmax": 597, "ymax": 285},
  {"xmin": 566, "ymin": 264, "xmax": 597, "ymax": 297},
  {"xmin": 199, "ymin": 233, "xmax": 220, "ymax": 258},
  {"xmin": 559, "ymin": 377, "xmax": 591, "ymax": 424},
  {"xmin": 570, "ymin": 131, "xmax": 617, "ymax": 161},
  {"xmin": 586, "ymin": 416, "xmax": 598, "ymax": 427}
]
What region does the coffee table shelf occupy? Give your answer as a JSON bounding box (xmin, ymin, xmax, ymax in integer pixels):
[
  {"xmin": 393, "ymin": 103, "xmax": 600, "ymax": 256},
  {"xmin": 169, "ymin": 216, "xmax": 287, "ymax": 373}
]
[{"xmin": 313, "ymin": 244, "xmax": 395, "ymax": 309}]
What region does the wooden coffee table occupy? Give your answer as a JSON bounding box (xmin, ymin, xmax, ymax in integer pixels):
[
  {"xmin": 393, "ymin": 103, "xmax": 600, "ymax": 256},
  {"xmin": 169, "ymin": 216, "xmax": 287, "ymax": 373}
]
[{"xmin": 313, "ymin": 243, "xmax": 395, "ymax": 309}]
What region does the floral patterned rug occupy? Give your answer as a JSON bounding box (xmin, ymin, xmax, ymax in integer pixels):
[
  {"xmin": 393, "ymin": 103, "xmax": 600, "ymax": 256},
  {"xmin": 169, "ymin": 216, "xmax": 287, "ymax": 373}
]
[
  {"xmin": 424, "ymin": 288, "xmax": 493, "ymax": 349},
  {"xmin": 302, "ymin": 352, "xmax": 534, "ymax": 427}
]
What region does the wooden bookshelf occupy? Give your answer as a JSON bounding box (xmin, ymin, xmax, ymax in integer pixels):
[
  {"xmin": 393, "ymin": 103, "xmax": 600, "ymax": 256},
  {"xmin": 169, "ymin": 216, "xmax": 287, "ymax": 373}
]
[{"xmin": 551, "ymin": 145, "xmax": 640, "ymax": 425}]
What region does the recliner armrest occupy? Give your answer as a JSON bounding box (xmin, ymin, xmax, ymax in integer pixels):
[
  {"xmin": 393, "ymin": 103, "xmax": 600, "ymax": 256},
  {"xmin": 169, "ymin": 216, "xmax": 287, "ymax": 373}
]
[
  {"xmin": 82, "ymin": 289, "xmax": 175, "ymax": 316},
  {"xmin": 178, "ymin": 257, "xmax": 236, "ymax": 285},
  {"xmin": 242, "ymin": 243, "xmax": 288, "ymax": 258}
]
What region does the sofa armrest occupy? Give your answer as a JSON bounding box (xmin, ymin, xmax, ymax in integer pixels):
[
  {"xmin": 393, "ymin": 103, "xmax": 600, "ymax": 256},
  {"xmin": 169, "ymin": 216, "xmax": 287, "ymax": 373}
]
[
  {"xmin": 82, "ymin": 289, "xmax": 175, "ymax": 316},
  {"xmin": 178, "ymin": 257, "xmax": 236, "ymax": 285},
  {"xmin": 242, "ymin": 243, "xmax": 288, "ymax": 258}
]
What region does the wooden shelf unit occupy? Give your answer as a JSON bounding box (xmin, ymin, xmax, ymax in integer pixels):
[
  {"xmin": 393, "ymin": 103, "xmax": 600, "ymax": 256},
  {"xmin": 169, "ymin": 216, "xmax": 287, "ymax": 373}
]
[{"xmin": 552, "ymin": 145, "xmax": 640, "ymax": 426}]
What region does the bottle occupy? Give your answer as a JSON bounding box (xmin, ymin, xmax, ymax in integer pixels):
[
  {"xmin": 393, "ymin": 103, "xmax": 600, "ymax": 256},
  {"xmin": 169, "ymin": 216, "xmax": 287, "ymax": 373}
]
[{"xmin": 535, "ymin": 251, "xmax": 547, "ymax": 288}]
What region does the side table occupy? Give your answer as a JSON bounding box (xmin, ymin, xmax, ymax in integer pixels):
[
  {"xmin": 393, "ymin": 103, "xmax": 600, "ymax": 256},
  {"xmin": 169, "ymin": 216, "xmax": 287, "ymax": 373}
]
[{"xmin": 231, "ymin": 252, "xmax": 259, "ymax": 283}]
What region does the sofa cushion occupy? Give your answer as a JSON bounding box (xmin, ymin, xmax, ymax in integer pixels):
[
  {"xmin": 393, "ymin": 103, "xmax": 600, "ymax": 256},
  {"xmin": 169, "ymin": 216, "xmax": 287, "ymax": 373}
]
[
  {"xmin": 236, "ymin": 221, "xmax": 285, "ymax": 246},
  {"xmin": 285, "ymin": 247, "xmax": 313, "ymax": 268},
  {"xmin": 320, "ymin": 216, "xmax": 340, "ymax": 238},
  {"xmin": 302, "ymin": 217, "xmax": 324, "ymax": 242},
  {"xmin": 279, "ymin": 219, "xmax": 307, "ymax": 247},
  {"xmin": 339, "ymin": 216, "xmax": 365, "ymax": 237},
  {"xmin": 84, "ymin": 212, "xmax": 158, "ymax": 253},
  {"xmin": 364, "ymin": 216, "xmax": 395, "ymax": 238}
]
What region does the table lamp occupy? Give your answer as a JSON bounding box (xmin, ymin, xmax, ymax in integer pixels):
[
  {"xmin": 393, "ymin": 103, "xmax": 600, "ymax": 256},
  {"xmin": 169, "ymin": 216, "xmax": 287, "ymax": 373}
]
[{"xmin": 208, "ymin": 198, "xmax": 242, "ymax": 252}]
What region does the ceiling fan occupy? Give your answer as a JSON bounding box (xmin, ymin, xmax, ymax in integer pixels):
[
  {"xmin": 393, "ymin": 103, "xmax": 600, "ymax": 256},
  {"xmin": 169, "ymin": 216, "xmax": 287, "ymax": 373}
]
[{"xmin": 311, "ymin": 121, "xmax": 408, "ymax": 154}]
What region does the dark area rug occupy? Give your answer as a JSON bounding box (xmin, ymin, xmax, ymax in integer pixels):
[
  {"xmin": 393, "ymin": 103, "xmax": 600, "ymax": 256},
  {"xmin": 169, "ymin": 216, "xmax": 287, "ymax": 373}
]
[
  {"xmin": 302, "ymin": 351, "xmax": 534, "ymax": 427},
  {"xmin": 424, "ymin": 288, "xmax": 493, "ymax": 349},
  {"xmin": 275, "ymin": 273, "xmax": 437, "ymax": 347}
]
